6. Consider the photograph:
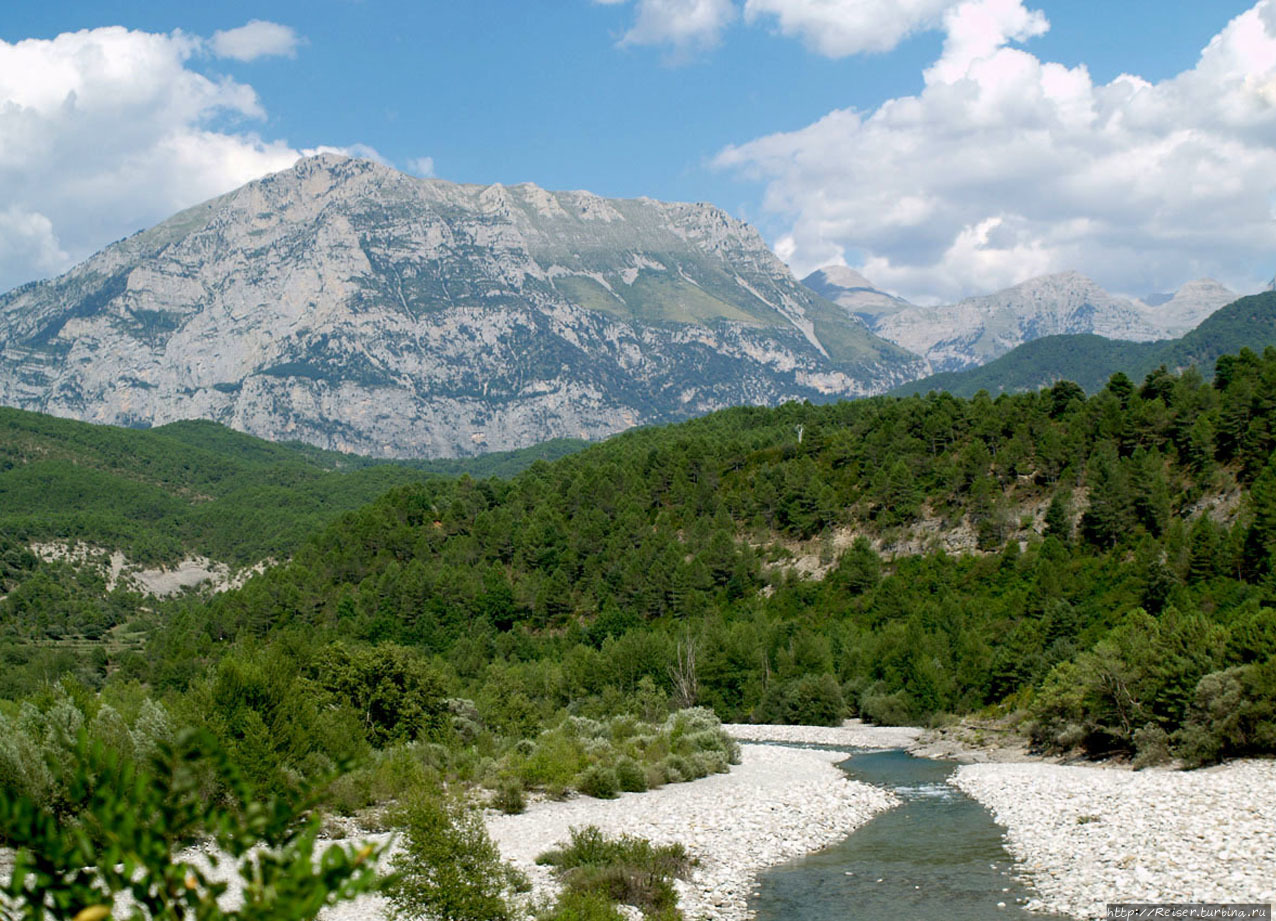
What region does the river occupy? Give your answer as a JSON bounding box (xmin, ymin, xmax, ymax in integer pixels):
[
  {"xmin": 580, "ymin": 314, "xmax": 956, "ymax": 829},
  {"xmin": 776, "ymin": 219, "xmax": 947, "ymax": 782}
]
[{"xmin": 751, "ymin": 749, "xmax": 1071, "ymax": 920}]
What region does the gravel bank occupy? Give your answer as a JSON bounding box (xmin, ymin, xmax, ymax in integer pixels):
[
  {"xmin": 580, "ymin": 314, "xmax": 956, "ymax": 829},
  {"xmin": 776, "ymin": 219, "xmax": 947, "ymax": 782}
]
[
  {"xmin": 487, "ymin": 742, "xmax": 897, "ymax": 920},
  {"xmin": 953, "ymin": 759, "xmax": 1276, "ymax": 919},
  {"xmin": 723, "ymin": 719, "xmax": 921, "ymax": 749}
]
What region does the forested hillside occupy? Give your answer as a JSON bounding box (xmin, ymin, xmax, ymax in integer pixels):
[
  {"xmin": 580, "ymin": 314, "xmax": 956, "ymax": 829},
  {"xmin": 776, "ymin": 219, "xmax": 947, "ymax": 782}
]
[
  {"xmin": 147, "ymin": 348, "xmax": 1276, "ymax": 763},
  {"xmin": 0, "ymin": 408, "xmax": 583, "ymax": 565},
  {"xmin": 4, "ymin": 348, "xmax": 1276, "ymax": 840}
]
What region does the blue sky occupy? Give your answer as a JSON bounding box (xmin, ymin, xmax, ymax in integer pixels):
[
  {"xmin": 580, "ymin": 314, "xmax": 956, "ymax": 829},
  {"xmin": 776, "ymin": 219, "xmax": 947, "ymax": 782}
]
[{"xmin": 2, "ymin": 1, "xmax": 1274, "ymax": 302}]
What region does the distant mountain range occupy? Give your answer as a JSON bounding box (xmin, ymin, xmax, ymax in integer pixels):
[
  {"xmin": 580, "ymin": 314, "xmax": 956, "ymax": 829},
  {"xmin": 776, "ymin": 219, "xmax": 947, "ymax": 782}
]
[
  {"xmin": 803, "ymin": 267, "xmax": 1237, "ymax": 373},
  {"xmin": 0, "ymin": 153, "xmax": 1264, "ymax": 456},
  {"xmin": 892, "ymin": 290, "xmax": 1276, "ymax": 398},
  {"xmin": 0, "ymin": 155, "xmax": 920, "ymax": 458}
]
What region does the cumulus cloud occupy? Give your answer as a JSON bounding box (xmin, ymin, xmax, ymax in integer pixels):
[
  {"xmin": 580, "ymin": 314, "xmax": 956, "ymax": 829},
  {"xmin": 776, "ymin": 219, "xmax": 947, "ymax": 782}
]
[
  {"xmin": 598, "ymin": 0, "xmax": 738, "ymax": 52},
  {"xmin": 406, "ymin": 156, "xmax": 436, "ymax": 177},
  {"xmin": 743, "ymin": 0, "xmax": 955, "ymax": 57},
  {"xmin": 716, "ymin": 0, "xmax": 1276, "ymax": 302},
  {"xmin": 0, "ymin": 207, "xmax": 68, "ymax": 290},
  {"xmin": 210, "ymin": 20, "xmax": 303, "ymax": 61},
  {"xmin": 0, "ymin": 25, "xmax": 399, "ymax": 293}
]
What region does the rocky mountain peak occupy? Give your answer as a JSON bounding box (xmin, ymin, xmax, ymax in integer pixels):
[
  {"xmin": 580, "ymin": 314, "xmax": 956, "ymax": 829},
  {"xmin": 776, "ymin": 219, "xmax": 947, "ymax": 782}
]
[
  {"xmin": 994, "ymin": 270, "xmax": 1106, "ymax": 302},
  {"xmin": 861, "ymin": 270, "xmax": 1229, "ymax": 375},
  {"xmin": 804, "ymin": 265, "xmax": 880, "ymax": 292},
  {"xmin": 1133, "ymin": 277, "xmax": 1236, "ymax": 338},
  {"xmin": 801, "ymin": 265, "xmax": 911, "ymax": 327},
  {"xmin": 0, "ymin": 157, "xmax": 920, "ymax": 458}
]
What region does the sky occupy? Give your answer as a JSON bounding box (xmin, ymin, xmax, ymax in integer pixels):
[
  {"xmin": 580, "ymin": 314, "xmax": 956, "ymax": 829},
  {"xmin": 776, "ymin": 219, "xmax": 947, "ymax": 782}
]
[{"xmin": 2, "ymin": 0, "xmax": 1275, "ymax": 305}]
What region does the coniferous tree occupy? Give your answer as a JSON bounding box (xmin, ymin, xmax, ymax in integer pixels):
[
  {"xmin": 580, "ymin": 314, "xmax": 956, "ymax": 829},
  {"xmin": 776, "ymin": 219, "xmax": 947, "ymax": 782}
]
[{"xmin": 1081, "ymin": 441, "xmax": 1133, "ymax": 547}]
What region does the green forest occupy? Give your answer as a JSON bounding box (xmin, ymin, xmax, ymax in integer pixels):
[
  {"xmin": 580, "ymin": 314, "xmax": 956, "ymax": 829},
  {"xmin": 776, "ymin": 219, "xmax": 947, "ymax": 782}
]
[{"xmin": 3, "ymin": 346, "xmax": 1276, "ymax": 918}]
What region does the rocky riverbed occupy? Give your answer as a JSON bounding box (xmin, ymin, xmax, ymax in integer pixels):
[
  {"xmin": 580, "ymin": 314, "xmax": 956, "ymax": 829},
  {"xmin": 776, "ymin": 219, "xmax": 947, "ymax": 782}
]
[
  {"xmin": 486, "ymin": 742, "xmax": 897, "ymax": 920},
  {"xmin": 723, "ymin": 719, "xmax": 921, "ymax": 750},
  {"xmin": 953, "ymin": 759, "xmax": 1276, "ymax": 919}
]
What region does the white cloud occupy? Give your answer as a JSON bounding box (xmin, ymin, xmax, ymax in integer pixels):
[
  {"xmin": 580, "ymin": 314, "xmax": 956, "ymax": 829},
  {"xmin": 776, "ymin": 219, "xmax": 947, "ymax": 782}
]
[
  {"xmin": 0, "ymin": 25, "xmax": 314, "ymax": 291},
  {"xmin": 406, "ymin": 156, "xmax": 436, "ymax": 177},
  {"xmin": 600, "ymin": 0, "xmax": 738, "ymax": 52},
  {"xmin": 304, "ymin": 142, "xmax": 391, "ymax": 165},
  {"xmin": 0, "ymin": 207, "xmax": 68, "ymax": 289},
  {"xmin": 716, "ymin": 0, "xmax": 1276, "ymax": 302},
  {"xmin": 743, "ymin": 0, "xmax": 955, "ymax": 57},
  {"xmin": 210, "ymin": 20, "xmax": 302, "ymax": 61}
]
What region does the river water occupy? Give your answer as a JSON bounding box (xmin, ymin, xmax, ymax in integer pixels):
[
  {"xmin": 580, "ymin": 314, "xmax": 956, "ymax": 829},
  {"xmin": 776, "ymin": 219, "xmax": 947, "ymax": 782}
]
[{"xmin": 751, "ymin": 749, "xmax": 1071, "ymax": 920}]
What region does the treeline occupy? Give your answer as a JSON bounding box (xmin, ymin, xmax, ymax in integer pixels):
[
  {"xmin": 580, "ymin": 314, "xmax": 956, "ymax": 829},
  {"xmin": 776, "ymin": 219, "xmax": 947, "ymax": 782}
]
[
  {"xmin": 0, "ymin": 409, "xmax": 581, "ymax": 567},
  {"xmin": 3, "ymin": 348, "xmax": 1276, "ymax": 812},
  {"xmin": 128, "ymin": 347, "xmax": 1276, "ymax": 768}
]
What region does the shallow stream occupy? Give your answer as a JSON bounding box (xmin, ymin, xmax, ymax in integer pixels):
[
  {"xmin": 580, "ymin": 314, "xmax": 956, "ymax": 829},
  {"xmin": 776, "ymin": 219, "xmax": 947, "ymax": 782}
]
[{"xmin": 750, "ymin": 749, "xmax": 1071, "ymax": 920}]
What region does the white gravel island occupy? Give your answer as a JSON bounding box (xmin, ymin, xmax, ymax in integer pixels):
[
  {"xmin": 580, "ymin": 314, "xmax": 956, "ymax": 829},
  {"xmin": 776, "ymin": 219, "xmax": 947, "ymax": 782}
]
[{"xmin": 953, "ymin": 759, "xmax": 1276, "ymax": 919}]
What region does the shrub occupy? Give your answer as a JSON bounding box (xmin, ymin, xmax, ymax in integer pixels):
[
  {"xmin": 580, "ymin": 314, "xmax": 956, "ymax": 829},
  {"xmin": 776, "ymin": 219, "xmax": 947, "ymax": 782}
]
[
  {"xmin": 614, "ymin": 757, "xmax": 648, "ymax": 793},
  {"xmin": 1132, "ymin": 723, "xmax": 1172, "ymax": 769},
  {"xmin": 577, "ymin": 765, "xmax": 620, "ymax": 800},
  {"xmin": 538, "ymin": 890, "xmax": 625, "ymax": 921},
  {"xmin": 690, "ymin": 751, "xmax": 728, "ymax": 776},
  {"xmin": 520, "ymin": 730, "xmax": 586, "ymax": 791},
  {"xmin": 660, "ymin": 754, "xmax": 691, "ymax": 785},
  {"xmin": 859, "ymin": 687, "xmax": 913, "ymax": 726},
  {"xmin": 0, "ymin": 729, "xmax": 381, "ymax": 918},
  {"xmin": 387, "ymin": 792, "xmax": 527, "ymax": 921},
  {"xmin": 1175, "ymin": 660, "xmax": 1276, "ymax": 765},
  {"xmin": 492, "ymin": 777, "xmax": 526, "ymax": 815},
  {"xmin": 664, "ymin": 708, "xmax": 719, "ymax": 738},
  {"xmin": 536, "ymin": 826, "xmax": 692, "ymax": 918},
  {"xmin": 755, "ymin": 674, "xmax": 845, "ymax": 726}
]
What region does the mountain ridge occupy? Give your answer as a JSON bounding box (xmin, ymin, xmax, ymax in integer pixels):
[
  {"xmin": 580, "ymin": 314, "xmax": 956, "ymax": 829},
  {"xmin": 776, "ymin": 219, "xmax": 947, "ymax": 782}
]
[
  {"xmin": 891, "ymin": 290, "xmax": 1276, "ymax": 397},
  {"xmin": 803, "ymin": 265, "xmax": 1237, "ymax": 373},
  {"xmin": 0, "ymin": 155, "xmax": 921, "ymax": 458}
]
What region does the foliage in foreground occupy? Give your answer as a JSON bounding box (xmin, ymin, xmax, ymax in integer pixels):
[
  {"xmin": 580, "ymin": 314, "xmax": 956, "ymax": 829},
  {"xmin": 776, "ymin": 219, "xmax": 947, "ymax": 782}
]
[{"xmin": 0, "ymin": 728, "xmax": 380, "ymax": 920}]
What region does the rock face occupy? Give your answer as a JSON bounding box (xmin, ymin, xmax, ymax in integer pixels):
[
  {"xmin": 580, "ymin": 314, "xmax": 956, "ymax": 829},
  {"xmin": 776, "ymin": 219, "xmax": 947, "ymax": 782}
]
[
  {"xmin": 800, "ymin": 266, "xmax": 910, "ymax": 325},
  {"xmin": 1136, "ymin": 277, "xmax": 1236, "ymax": 338},
  {"xmin": 0, "ymin": 155, "xmax": 921, "ymax": 458},
  {"xmin": 804, "ymin": 266, "xmax": 1235, "ymax": 374}
]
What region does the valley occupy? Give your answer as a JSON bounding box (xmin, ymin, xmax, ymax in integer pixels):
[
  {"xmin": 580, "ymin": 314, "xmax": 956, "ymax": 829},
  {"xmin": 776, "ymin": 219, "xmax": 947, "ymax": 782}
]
[
  {"xmin": 3, "ymin": 334, "xmax": 1275, "ymax": 918},
  {"xmin": 7, "ymin": 3, "xmax": 1276, "ymax": 917}
]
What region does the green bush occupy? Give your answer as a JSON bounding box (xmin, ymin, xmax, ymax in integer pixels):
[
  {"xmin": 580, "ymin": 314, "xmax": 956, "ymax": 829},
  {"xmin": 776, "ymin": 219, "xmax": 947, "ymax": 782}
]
[
  {"xmin": 386, "ymin": 792, "xmax": 527, "ymax": 921},
  {"xmin": 492, "ymin": 777, "xmax": 527, "ymax": 815},
  {"xmin": 659, "ymin": 754, "xmax": 691, "ymax": 785},
  {"xmin": 520, "ymin": 730, "xmax": 586, "ymax": 793},
  {"xmin": 689, "ymin": 751, "xmax": 728, "ymax": 776},
  {"xmin": 577, "ymin": 765, "xmax": 620, "ymax": 800},
  {"xmin": 614, "ymin": 757, "xmax": 648, "ymax": 793},
  {"xmin": 538, "ymin": 890, "xmax": 626, "ymax": 921},
  {"xmin": 755, "ymin": 674, "xmax": 845, "ymax": 726},
  {"xmin": 859, "ymin": 686, "xmax": 914, "ymax": 726},
  {"xmin": 1132, "ymin": 723, "xmax": 1172, "ymax": 769},
  {"xmin": 1175, "ymin": 659, "xmax": 1276, "ymax": 765},
  {"xmin": 536, "ymin": 826, "xmax": 692, "ymax": 918}
]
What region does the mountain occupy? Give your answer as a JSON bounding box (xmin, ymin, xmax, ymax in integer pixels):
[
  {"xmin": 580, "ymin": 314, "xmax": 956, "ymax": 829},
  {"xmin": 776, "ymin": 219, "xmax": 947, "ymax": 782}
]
[
  {"xmin": 893, "ymin": 290, "xmax": 1276, "ymax": 397},
  {"xmin": 1135, "ymin": 277, "xmax": 1237, "ymax": 337},
  {"xmin": 800, "ymin": 266, "xmax": 912, "ymax": 325},
  {"xmin": 802, "ymin": 267, "xmax": 1235, "ymax": 374},
  {"xmin": 0, "ymin": 155, "xmax": 921, "ymax": 458}
]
